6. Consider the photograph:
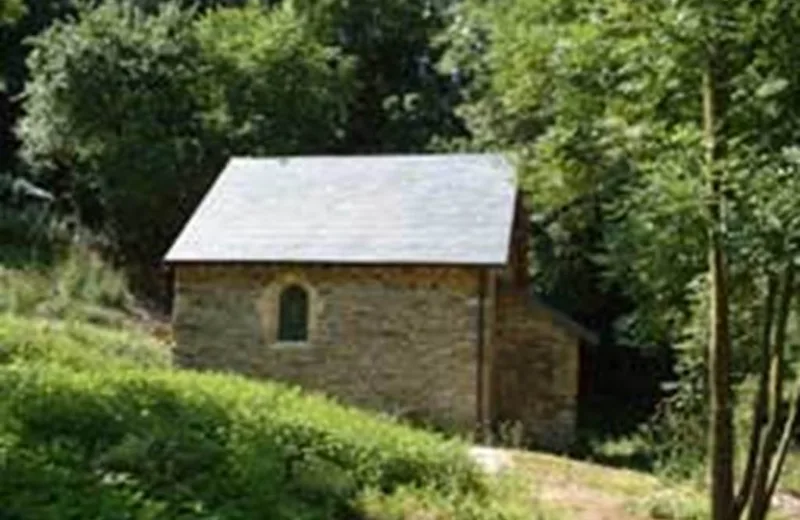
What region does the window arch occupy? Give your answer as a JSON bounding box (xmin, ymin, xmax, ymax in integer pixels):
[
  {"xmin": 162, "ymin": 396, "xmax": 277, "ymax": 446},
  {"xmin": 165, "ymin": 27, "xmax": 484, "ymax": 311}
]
[{"xmin": 278, "ymin": 284, "xmax": 309, "ymax": 342}]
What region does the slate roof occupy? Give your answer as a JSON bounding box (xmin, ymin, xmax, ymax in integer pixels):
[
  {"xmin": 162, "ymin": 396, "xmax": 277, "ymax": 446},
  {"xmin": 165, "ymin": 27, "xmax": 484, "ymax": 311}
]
[{"xmin": 164, "ymin": 154, "xmax": 517, "ymax": 265}]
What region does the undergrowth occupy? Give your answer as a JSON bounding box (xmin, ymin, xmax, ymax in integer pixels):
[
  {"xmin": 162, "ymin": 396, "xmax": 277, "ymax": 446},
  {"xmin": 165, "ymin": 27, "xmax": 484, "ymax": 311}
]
[{"xmin": 1, "ymin": 245, "xmax": 135, "ymax": 328}]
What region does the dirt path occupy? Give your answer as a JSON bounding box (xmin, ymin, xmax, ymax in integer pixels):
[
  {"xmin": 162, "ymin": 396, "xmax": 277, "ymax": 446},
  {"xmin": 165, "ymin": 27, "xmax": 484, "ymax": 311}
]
[
  {"xmin": 471, "ymin": 447, "xmax": 654, "ymax": 519},
  {"xmin": 774, "ymin": 491, "xmax": 800, "ymax": 518},
  {"xmin": 513, "ymin": 451, "xmax": 655, "ymax": 519},
  {"xmin": 535, "ymin": 479, "xmax": 644, "ymax": 520},
  {"xmin": 471, "ymin": 447, "xmax": 800, "ymax": 520}
]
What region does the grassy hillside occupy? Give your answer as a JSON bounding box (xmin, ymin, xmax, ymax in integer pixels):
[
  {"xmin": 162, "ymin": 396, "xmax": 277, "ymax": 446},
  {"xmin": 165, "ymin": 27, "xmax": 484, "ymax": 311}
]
[
  {"xmin": 1, "ymin": 247, "xmax": 139, "ymax": 326},
  {"xmin": 0, "ymin": 314, "xmax": 170, "ymax": 370},
  {"xmin": 0, "ymin": 366, "xmax": 499, "ymax": 519},
  {"xmin": 0, "ymin": 254, "xmax": 535, "ymax": 520}
]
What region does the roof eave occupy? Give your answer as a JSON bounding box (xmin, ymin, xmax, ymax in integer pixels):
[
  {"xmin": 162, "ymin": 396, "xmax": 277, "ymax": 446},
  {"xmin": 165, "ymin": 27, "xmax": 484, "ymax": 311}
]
[{"xmin": 163, "ymin": 258, "xmax": 508, "ymax": 269}]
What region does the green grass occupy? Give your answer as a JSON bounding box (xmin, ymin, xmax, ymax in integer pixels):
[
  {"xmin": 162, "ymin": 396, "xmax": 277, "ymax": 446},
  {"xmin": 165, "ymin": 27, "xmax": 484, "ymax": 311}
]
[
  {"xmin": 357, "ymin": 479, "xmax": 552, "ymax": 520},
  {"xmin": 574, "ymin": 429, "xmax": 800, "ymax": 519},
  {"xmin": 780, "ymin": 449, "xmax": 800, "ymax": 494},
  {"xmin": 0, "ymin": 245, "xmax": 136, "ymax": 328},
  {"xmin": 0, "ymin": 365, "xmax": 520, "ymax": 519},
  {"xmin": 0, "ymin": 313, "xmax": 171, "ymax": 370},
  {"xmin": 510, "ymin": 449, "xmax": 708, "ymax": 519}
]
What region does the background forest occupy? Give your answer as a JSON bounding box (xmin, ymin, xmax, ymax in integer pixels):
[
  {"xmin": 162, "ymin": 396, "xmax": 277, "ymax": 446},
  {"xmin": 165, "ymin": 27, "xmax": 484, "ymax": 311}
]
[{"xmin": 3, "ymin": 0, "xmax": 800, "ymax": 518}]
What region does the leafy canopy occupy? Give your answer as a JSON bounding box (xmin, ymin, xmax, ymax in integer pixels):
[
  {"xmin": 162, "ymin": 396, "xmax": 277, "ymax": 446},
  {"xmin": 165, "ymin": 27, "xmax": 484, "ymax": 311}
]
[
  {"xmin": 444, "ymin": 0, "xmax": 800, "ymax": 347},
  {"xmin": 19, "ymin": 0, "xmax": 353, "ymax": 274}
]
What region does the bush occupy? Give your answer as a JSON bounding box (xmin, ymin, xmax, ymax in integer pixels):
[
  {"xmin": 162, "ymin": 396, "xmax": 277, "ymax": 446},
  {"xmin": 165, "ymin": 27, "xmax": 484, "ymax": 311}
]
[
  {"xmin": 51, "ymin": 245, "xmax": 133, "ymax": 311},
  {"xmin": 0, "ymin": 366, "xmax": 486, "ymax": 520},
  {"xmin": 0, "ymin": 314, "xmax": 171, "ymax": 370}
]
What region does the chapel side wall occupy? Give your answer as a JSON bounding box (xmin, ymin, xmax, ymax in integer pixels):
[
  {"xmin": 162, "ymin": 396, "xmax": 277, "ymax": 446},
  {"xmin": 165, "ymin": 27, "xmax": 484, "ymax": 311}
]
[
  {"xmin": 492, "ymin": 292, "xmax": 578, "ymax": 450},
  {"xmin": 490, "ymin": 194, "xmax": 578, "ymax": 450},
  {"xmin": 172, "ymin": 264, "xmax": 481, "ymax": 431}
]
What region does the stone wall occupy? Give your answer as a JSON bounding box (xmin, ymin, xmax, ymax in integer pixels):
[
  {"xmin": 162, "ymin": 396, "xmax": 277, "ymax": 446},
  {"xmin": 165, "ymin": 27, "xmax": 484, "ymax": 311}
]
[
  {"xmin": 172, "ymin": 264, "xmax": 482, "ymax": 430},
  {"xmin": 491, "ymin": 287, "xmax": 579, "ymax": 451},
  {"xmin": 485, "ymin": 193, "xmax": 579, "ymax": 451}
]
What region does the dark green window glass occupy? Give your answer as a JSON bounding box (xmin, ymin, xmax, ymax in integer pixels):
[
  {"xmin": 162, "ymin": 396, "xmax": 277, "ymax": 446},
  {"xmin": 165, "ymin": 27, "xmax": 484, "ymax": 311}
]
[{"xmin": 278, "ymin": 285, "xmax": 308, "ymax": 341}]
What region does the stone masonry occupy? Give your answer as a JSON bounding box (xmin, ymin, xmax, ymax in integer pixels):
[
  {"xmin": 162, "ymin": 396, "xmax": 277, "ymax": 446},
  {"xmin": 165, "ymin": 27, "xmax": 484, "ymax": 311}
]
[
  {"xmin": 173, "ymin": 264, "xmax": 482, "ymax": 430},
  {"xmin": 172, "ymin": 260, "xmax": 581, "ymax": 450},
  {"xmin": 492, "ymin": 288, "xmax": 579, "ymax": 449}
]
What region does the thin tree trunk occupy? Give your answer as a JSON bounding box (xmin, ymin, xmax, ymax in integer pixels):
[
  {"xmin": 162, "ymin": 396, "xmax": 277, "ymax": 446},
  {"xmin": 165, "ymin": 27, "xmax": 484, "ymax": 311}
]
[
  {"xmin": 704, "ymin": 54, "xmax": 735, "ymax": 520},
  {"xmin": 734, "ymin": 275, "xmax": 777, "ymax": 518},
  {"xmin": 766, "ymin": 382, "xmax": 800, "ymax": 500},
  {"xmin": 746, "ymin": 263, "xmax": 794, "ymax": 520},
  {"xmin": 708, "ymin": 226, "xmax": 734, "ymax": 520}
]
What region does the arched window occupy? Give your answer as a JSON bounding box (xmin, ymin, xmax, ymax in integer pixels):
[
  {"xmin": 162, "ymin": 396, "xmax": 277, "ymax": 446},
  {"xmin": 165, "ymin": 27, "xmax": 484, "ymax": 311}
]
[{"xmin": 278, "ymin": 285, "xmax": 308, "ymax": 341}]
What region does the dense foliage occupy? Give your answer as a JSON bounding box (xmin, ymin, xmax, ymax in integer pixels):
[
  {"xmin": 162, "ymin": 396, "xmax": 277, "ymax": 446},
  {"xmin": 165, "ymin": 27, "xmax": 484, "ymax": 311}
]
[
  {"xmin": 18, "ymin": 1, "xmax": 352, "ymax": 281},
  {"xmin": 443, "ymin": 0, "xmax": 800, "ymax": 342},
  {"xmin": 11, "ymin": 0, "xmax": 463, "ymax": 288},
  {"xmin": 294, "ymin": 0, "xmax": 464, "ymax": 152},
  {"xmin": 0, "ymin": 0, "xmax": 24, "ymax": 24},
  {"xmin": 443, "ymin": 1, "xmax": 800, "ymax": 517},
  {"xmin": 0, "ymin": 314, "xmax": 170, "ymax": 369}
]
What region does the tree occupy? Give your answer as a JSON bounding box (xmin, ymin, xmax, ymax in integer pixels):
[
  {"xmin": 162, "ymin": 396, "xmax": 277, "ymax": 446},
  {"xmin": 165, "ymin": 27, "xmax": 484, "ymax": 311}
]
[
  {"xmin": 0, "ymin": 1, "xmax": 270, "ymax": 173},
  {"xmin": 193, "ymin": 3, "xmax": 352, "ymax": 156},
  {"xmin": 294, "ymin": 0, "xmax": 464, "ymax": 152},
  {"xmin": 445, "ymin": 1, "xmax": 800, "ymax": 518},
  {"xmin": 0, "ymin": 0, "xmax": 76, "ymax": 173},
  {"xmin": 441, "ymin": 1, "xmax": 657, "ymax": 381},
  {"xmin": 18, "ymin": 1, "xmax": 353, "ymax": 290}
]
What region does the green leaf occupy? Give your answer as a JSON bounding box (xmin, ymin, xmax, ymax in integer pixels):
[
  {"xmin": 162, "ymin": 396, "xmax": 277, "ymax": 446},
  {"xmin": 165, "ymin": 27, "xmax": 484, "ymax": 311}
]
[{"xmin": 755, "ymin": 78, "xmax": 789, "ymax": 99}]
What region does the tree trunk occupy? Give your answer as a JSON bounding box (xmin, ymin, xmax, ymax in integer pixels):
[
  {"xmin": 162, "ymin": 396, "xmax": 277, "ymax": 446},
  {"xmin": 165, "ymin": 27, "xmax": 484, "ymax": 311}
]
[
  {"xmin": 704, "ymin": 54, "xmax": 735, "ymax": 520},
  {"xmin": 745, "ymin": 263, "xmax": 795, "ymax": 520},
  {"xmin": 766, "ymin": 382, "xmax": 800, "ymax": 502},
  {"xmin": 734, "ymin": 276, "xmax": 776, "ymax": 518}
]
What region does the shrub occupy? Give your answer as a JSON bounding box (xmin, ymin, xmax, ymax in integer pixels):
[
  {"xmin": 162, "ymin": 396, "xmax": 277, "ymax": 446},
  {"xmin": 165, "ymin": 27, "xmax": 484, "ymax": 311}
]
[
  {"xmin": 51, "ymin": 245, "xmax": 133, "ymax": 311},
  {"xmin": 0, "ymin": 314, "xmax": 171, "ymax": 370},
  {"xmin": 0, "ymin": 366, "xmax": 486, "ymax": 520},
  {"xmin": 0, "ymin": 265, "xmax": 49, "ymax": 315}
]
